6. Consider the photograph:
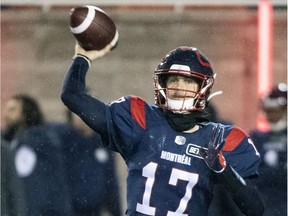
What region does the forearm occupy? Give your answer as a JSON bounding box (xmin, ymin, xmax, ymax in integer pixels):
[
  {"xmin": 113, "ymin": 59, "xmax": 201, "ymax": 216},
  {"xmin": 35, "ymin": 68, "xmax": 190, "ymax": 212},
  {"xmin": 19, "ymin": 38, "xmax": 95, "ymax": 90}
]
[
  {"xmin": 217, "ymin": 166, "xmax": 264, "ymax": 216},
  {"xmin": 61, "ymin": 56, "xmax": 108, "ymax": 134},
  {"xmin": 61, "ymin": 56, "xmax": 89, "ymax": 110}
]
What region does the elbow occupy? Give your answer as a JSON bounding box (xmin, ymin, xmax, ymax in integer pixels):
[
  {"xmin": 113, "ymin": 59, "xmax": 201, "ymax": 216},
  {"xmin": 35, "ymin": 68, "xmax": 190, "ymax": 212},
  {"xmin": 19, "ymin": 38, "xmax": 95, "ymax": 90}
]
[
  {"xmin": 60, "ymin": 87, "xmax": 83, "ymax": 112},
  {"xmin": 60, "ymin": 88, "xmax": 71, "ymax": 106}
]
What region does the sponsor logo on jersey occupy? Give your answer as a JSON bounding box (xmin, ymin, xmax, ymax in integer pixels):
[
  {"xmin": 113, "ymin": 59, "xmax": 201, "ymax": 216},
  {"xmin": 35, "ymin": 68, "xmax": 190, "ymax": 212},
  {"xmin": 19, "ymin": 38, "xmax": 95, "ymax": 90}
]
[
  {"xmin": 174, "ymin": 136, "xmax": 186, "ymax": 145},
  {"xmin": 160, "ymin": 150, "xmax": 191, "ymax": 165},
  {"xmin": 186, "ymin": 144, "xmax": 207, "ymax": 159}
]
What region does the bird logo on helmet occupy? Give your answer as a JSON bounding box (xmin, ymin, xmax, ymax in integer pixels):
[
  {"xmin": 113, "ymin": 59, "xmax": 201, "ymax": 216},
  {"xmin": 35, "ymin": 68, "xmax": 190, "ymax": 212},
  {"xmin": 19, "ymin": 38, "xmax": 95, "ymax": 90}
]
[{"xmin": 154, "ymin": 46, "xmax": 215, "ymax": 112}]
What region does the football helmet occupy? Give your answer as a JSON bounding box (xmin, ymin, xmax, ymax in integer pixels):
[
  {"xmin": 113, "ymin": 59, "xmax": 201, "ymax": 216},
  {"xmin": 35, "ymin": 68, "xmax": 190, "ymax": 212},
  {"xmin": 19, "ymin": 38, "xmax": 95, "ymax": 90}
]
[
  {"xmin": 154, "ymin": 46, "xmax": 215, "ymax": 112},
  {"xmin": 261, "ymin": 83, "xmax": 287, "ymax": 109}
]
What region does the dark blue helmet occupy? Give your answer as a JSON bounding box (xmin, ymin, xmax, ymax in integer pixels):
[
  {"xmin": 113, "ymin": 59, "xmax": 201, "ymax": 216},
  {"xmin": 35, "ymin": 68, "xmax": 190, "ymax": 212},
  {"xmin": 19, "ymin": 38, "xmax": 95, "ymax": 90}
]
[
  {"xmin": 154, "ymin": 46, "xmax": 215, "ymax": 112},
  {"xmin": 261, "ymin": 83, "xmax": 287, "ymax": 108}
]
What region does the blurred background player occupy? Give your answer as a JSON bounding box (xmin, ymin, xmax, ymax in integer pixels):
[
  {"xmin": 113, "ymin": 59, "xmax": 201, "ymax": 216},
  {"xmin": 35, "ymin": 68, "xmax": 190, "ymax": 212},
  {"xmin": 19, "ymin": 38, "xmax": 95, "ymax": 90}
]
[
  {"xmin": 249, "ymin": 83, "xmax": 287, "ymax": 216},
  {"xmin": 59, "ymin": 109, "xmax": 122, "ymax": 216},
  {"xmin": 1, "ymin": 139, "xmax": 27, "ymax": 216},
  {"xmin": 2, "ymin": 94, "xmax": 73, "ymax": 216}
]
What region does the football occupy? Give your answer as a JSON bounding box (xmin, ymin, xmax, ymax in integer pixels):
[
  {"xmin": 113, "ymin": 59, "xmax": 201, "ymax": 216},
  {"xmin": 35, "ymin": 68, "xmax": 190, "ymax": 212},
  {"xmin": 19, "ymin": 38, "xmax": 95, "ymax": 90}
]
[{"xmin": 69, "ymin": 5, "xmax": 119, "ymax": 50}]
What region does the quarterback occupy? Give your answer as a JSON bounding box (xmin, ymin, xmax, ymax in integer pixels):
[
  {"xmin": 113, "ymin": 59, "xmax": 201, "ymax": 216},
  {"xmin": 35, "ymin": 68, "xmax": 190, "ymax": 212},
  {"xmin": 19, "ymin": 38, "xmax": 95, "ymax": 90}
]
[{"xmin": 61, "ymin": 43, "xmax": 264, "ymax": 216}]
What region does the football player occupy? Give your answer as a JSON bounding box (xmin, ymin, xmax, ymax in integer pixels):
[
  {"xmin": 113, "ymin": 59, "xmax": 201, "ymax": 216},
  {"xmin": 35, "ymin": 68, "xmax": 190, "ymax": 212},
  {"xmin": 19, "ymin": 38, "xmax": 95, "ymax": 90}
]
[
  {"xmin": 249, "ymin": 83, "xmax": 287, "ymax": 216},
  {"xmin": 2, "ymin": 94, "xmax": 74, "ymax": 216},
  {"xmin": 61, "ymin": 43, "xmax": 264, "ymax": 216}
]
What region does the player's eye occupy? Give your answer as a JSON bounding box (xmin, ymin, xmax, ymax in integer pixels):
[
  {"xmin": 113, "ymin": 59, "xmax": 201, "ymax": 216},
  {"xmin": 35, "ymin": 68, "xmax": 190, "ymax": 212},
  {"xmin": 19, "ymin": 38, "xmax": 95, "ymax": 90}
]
[
  {"xmin": 167, "ymin": 76, "xmax": 178, "ymax": 84},
  {"xmin": 184, "ymin": 77, "xmax": 197, "ymax": 84}
]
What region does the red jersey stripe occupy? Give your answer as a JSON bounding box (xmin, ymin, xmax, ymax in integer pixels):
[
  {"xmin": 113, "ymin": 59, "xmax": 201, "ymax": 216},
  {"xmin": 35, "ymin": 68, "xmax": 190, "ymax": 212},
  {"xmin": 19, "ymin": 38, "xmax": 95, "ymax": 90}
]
[
  {"xmin": 222, "ymin": 127, "xmax": 246, "ymax": 152},
  {"xmin": 131, "ymin": 96, "xmax": 146, "ymax": 129}
]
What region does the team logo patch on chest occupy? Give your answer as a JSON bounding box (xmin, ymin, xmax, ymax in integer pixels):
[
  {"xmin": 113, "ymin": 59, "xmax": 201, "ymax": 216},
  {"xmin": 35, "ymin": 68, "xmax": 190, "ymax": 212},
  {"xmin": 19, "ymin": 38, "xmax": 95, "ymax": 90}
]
[
  {"xmin": 186, "ymin": 144, "xmax": 207, "ymax": 159},
  {"xmin": 174, "ymin": 136, "xmax": 186, "ymax": 145}
]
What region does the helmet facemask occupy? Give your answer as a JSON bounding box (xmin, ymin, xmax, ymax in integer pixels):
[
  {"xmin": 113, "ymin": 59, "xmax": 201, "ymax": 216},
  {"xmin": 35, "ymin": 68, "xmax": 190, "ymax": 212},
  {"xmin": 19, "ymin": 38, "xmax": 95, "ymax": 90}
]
[
  {"xmin": 154, "ymin": 47, "xmax": 215, "ymax": 113},
  {"xmin": 154, "ymin": 70, "xmax": 214, "ymax": 113}
]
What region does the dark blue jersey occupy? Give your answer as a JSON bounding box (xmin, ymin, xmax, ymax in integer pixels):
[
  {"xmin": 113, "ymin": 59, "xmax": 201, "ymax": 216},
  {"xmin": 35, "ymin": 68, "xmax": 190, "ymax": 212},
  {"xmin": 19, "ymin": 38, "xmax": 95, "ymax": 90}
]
[
  {"xmin": 61, "ymin": 57, "xmax": 261, "ymax": 216},
  {"xmin": 11, "ymin": 125, "xmax": 73, "ymax": 216},
  {"xmin": 249, "ymin": 128, "xmax": 287, "ymax": 216},
  {"xmin": 106, "ymin": 96, "xmax": 260, "ymax": 216},
  {"xmin": 249, "ymin": 128, "xmax": 287, "ymax": 170}
]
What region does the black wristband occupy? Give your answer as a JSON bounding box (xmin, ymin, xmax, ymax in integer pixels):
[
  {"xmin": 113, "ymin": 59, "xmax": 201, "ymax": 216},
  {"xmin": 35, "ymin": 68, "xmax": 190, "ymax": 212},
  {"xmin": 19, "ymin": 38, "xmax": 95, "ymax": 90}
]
[{"xmin": 73, "ymin": 54, "xmax": 92, "ymax": 67}]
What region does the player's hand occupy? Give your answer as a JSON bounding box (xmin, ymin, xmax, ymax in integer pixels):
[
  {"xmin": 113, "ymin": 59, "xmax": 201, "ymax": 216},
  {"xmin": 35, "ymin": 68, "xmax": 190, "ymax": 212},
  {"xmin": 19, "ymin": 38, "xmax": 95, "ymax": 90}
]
[
  {"xmin": 74, "ymin": 42, "xmax": 112, "ymax": 61},
  {"xmin": 199, "ymin": 125, "xmax": 227, "ymax": 173}
]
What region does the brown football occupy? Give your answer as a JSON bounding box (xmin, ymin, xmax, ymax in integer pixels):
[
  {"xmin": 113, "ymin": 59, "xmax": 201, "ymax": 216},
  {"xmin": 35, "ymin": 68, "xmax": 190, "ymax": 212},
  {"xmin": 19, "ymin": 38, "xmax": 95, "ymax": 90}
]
[{"xmin": 70, "ymin": 5, "xmax": 118, "ymax": 50}]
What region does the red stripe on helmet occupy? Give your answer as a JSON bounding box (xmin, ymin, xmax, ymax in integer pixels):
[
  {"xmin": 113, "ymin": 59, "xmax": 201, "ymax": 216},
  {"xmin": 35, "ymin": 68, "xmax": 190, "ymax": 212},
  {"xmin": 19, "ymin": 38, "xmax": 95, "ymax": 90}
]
[
  {"xmin": 222, "ymin": 127, "xmax": 246, "ymax": 152},
  {"xmin": 131, "ymin": 96, "xmax": 146, "ymax": 129},
  {"xmin": 196, "ymin": 50, "xmax": 211, "ymax": 68}
]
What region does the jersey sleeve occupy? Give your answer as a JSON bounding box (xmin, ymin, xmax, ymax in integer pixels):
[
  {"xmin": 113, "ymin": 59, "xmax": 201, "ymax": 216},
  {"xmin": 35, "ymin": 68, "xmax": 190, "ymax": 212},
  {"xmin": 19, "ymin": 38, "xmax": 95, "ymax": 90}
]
[
  {"xmin": 61, "ymin": 57, "xmax": 148, "ymax": 159},
  {"xmin": 61, "ymin": 57, "xmax": 111, "ymax": 140},
  {"xmin": 105, "ymin": 96, "xmax": 147, "ymax": 158},
  {"xmin": 222, "ymin": 126, "xmax": 261, "ymax": 178}
]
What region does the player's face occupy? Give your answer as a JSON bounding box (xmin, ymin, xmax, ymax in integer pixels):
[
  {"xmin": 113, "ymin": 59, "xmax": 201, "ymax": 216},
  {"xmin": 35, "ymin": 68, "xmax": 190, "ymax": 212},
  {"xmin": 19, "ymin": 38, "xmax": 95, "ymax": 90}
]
[
  {"xmin": 264, "ymin": 106, "xmax": 286, "ymax": 123},
  {"xmin": 4, "ymin": 99, "xmax": 25, "ymax": 129},
  {"xmin": 166, "ymin": 75, "xmax": 199, "ymax": 100}
]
